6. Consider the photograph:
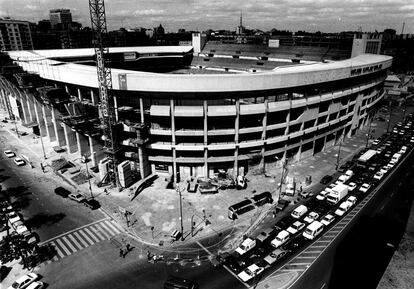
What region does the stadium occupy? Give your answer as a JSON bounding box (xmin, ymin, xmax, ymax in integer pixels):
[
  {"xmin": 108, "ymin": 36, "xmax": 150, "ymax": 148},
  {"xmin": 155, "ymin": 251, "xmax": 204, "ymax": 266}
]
[{"xmin": 0, "ymin": 36, "xmax": 392, "ymax": 184}]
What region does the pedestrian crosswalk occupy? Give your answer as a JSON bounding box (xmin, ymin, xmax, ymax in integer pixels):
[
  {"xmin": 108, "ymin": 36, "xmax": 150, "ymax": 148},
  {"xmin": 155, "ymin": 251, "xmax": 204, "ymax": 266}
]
[{"xmin": 44, "ymin": 218, "xmax": 123, "ymax": 263}]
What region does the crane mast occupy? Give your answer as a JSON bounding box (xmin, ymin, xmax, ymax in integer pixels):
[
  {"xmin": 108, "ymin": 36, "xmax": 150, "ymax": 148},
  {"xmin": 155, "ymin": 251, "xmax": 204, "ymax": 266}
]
[{"xmin": 89, "ymin": 0, "xmax": 119, "ymax": 187}]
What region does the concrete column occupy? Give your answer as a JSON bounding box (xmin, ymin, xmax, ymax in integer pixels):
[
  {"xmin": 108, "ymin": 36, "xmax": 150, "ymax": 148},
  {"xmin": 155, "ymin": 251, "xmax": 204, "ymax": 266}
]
[
  {"xmin": 90, "ymin": 90, "xmax": 99, "ymax": 106},
  {"xmin": 261, "ymin": 97, "xmax": 268, "ymax": 172},
  {"xmin": 76, "ymin": 132, "xmax": 89, "ymax": 157},
  {"xmin": 233, "ymin": 99, "xmax": 240, "ymax": 177},
  {"xmin": 170, "ymin": 98, "xmax": 177, "ymax": 183},
  {"xmin": 17, "ymin": 91, "xmax": 30, "ymax": 124},
  {"xmin": 33, "ymin": 101, "xmax": 46, "ymax": 137},
  {"xmin": 88, "ymin": 136, "xmax": 105, "ymax": 167},
  {"xmin": 203, "ymin": 100, "xmax": 208, "ymax": 177},
  {"xmin": 51, "ymin": 108, "xmax": 66, "ymax": 147},
  {"xmin": 77, "ymin": 88, "xmax": 83, "ymax": 101},
  {"xmin": 24, "ymin": 91, "xmax": 35, "ymax": 123},
  {"xmin": 42, "ymin": 104, "xmax": 56, "ymax": 142},
  {"xmin": 63, "ymin": 124, "xmax": 78, "ymax": 153},
  {"xmin": 139, "ymin": 97, "xmax": 144, "ymax": 123}
]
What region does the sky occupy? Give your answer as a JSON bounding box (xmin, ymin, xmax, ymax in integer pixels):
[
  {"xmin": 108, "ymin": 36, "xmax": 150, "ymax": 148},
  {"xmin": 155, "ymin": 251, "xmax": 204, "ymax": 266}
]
[{"xmin": 0, "ymin": 0, "xmax": 413, "ymax": 34}]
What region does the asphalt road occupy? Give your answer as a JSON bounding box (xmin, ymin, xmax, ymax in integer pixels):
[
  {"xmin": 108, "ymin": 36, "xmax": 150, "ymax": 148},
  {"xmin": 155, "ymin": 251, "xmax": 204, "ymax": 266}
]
[{"xmin": 0, "ymin": 130, "xmax": 104, "ymax": 242}]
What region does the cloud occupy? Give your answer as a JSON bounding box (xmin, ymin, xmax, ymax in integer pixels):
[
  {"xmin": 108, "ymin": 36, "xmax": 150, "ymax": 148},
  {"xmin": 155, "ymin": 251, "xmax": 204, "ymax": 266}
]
[
  {"xmin": 133, "ymin": 9, "xmax": 165, "ymax": 16},
  {"xmin": 0, "ymin": 0, "xmax": 412, "ymax": 33}
]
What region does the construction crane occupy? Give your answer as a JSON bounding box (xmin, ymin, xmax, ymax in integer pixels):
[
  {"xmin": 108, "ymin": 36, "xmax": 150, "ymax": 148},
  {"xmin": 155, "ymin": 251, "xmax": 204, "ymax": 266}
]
[{"xmin": 89, "ymin": 0, "xmax": 119, "ymax": 187}]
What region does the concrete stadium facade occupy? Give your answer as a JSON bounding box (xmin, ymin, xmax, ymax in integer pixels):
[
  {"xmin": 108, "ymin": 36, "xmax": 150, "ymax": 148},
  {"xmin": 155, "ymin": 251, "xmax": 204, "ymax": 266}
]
[{"xmin": 0, "ymin": 47, "xmax": 392, "ymax": 182}]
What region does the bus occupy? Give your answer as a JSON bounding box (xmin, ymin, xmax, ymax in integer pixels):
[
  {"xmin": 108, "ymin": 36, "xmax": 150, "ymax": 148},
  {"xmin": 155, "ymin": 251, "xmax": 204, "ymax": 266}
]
[
  {"xmin": 251, "ymin": 191, "xmax": 273, "ymax": 207},
  {"xmin": 356, "ymin": 149, "xmax": 377, "ymax": 168},
  {"xmin": 228, "ymin": 199, "xmax": 254, "ymax": 220}
]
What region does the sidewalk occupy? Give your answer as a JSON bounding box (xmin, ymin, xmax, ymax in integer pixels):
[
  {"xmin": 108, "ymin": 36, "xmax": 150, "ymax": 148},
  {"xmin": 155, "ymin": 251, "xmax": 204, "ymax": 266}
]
[{"xmin": 0, "ymin": 103, "xmax": 411, "ymax": 257}]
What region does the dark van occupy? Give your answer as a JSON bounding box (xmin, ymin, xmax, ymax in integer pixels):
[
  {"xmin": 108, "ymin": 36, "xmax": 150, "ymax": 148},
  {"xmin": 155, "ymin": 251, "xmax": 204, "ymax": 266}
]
[
  {"xmin": 251, "ymin": 191, "xmax": 273, "ymax": 206},
  {"xmin": 164, "ymin": 276, "xmax": 199, "ymax": 289}
]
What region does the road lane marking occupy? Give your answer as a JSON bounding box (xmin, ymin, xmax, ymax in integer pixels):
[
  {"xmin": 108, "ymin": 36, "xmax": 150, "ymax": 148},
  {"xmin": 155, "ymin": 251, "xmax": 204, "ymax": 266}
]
[
  {"xmin": 83, "ymin": 227, "xmax": 101, "ymax": 242},
  {"xmin": 39, "ymin": 218, "xmax": 109, "ymax": 245},
  {"xmin": 67, "ymin": 234, "xmax": 83, "ymax": 251},
  {"xmin": 55, "ymin": 239, "xmax": 71, "ymax": 256},
  {"xmin": 61, "ymin": 236, "xmax": 77, "ymax": 252},
  {"xmin": 74, "ymin": 230, "xmax": 93, "ymax": 246}
]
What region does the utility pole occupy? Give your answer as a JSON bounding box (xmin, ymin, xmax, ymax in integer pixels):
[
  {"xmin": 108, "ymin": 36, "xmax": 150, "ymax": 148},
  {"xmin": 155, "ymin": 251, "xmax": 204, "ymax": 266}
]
[
  {"xmin": 39, "ymin": 132, "xmax": 46, "ymax": 159},
  {"xmin": 176, "ymin": 185, "xmax": 184, "ymax": 241},
  {"xmin": 82, "ymin": 155, "xmax": 94, "ymax": 199}
]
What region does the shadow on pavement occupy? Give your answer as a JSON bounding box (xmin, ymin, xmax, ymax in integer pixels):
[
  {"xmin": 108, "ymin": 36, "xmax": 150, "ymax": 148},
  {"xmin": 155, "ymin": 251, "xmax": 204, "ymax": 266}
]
[
  {"xmin": 11, "ymin": 196, "xmax": 32, "ymax": 210},
  {"xmin": 25, "ymin": 212, "xmax": 66, "ymax": 229},
  {"xmin": 5, "ymin": 186, "xmax": 29, "ymax": 198}
]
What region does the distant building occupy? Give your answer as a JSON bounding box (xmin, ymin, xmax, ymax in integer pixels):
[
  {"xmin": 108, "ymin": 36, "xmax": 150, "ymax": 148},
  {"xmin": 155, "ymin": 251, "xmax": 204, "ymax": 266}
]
[
  {"xmin": 351, "ymin": 32, "xmax": 382, "ymax": 57},
  {"xmin": 0, "ymin": 18, "xmax": 33, "ymax": 51},
  {"xmin": 237, "ymin": 12, "xmax": 245, "ymax": 35},
  {"xmin": 49, "ymin": 9, "xmax": 72, "ymax": 28},
  {"xmin": 384, "ymin": 74, "xmax": 402, "ymax": 98}
]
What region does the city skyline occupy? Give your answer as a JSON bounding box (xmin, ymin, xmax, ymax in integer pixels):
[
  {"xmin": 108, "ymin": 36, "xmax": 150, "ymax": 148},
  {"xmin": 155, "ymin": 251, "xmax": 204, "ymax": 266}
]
[{"xmin": 0, "ymin": 0, "xmax": 413, "ymax": 33}]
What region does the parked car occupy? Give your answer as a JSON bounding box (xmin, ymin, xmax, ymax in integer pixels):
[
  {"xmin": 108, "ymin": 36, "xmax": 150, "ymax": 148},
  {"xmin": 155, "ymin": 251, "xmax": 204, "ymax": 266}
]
[
  {"xmin": 320, "ymin": 214, "xmax": 335, "ymax": 226},
  {"xmin": 346, "ymin": 196, "xmax": 358, "ymax": 206},
  {"xmin": 186, "ymin": 177, "xmax": 198, "ymax": 193},
  {"xmin": 335, "ymin": 201, "xmax": 352, "ymax": 217},
  {"xmin": 236, "ymin": 175, "xmax": 247, "ymax": 190},
  {"xmin": 319, "ymin": 175, "xmax": 333, "ymax": 184},
  {"xmin": 84, "ymin": 199, "xmax": 100, "ymax": 210},
  {"xmin": 68, "ymin": 193, "xmax": 86, "ymax": 203},
  {"xmin": 286, "ymin": 221, "xmax": 305, "ymax": 235},
  {"xmin": 316, "ymin": 190, "xmax": 329, "ymax": 201},
  {"xmin": 299, "ymin": 190, "xmax": 312, "ymax": 199},
  {"xmin": 303, "ymin": 212, "xmax": 319, "ymax": 223},
  {"xmin": 275, "ymin": 199, "xmax": 290, "ymax": 212},
  {"xmin": 359, "ymin": 183, "xmax": 371, "ymax": 194},
  {"xmin": 237, "ymin": 264, "xmax": 264, "ymax": 282},
  {"xmin": 198, "ymin": 181, "xmax": 219, "ymax": 194},
  {"xmin": 4, "ymin": 150, "xmax": 15, "ymax": 158},
  {"xmin": 236, "ymin": 238, "xmax": 256, "ymax": 255},
  {"xmin": 26, "ymin": 281, "xmax": 45, "ymax": 289},
  {"xmin": 256, "ymin": 228, "xmax": 274, "ymax": 243},
  {"xmin": 7, "ymin": 273, "xmax": 39, "ymax": 289},
  {"xmin": 346, "ymin": 182, "xmax": 357, "ymax": 192},
  {"xmin": 264, "ymin": 248, "xmax": 288, "ymax": 265},
  {"xmin": 13, "ymin": 158, "xmax": 25, "ymax": 166},
  {"xmin": 373, "ymin": 171, "xmax": 384, "ymax": 181},
  {"xmin": 54, "ymin": 187, "xmax": 70, "ymax": 198}
]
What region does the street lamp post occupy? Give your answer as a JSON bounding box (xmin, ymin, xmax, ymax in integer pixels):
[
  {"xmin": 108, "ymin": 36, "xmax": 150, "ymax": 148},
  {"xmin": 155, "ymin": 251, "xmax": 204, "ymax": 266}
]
[
  {"xmin": 365, "ymin": 117, "xmax": 373, "ymax": 148},
  {"xmin": 82, "ymin": 155, "xmax": 93, "ymax": 199},
  {"xmin": 39, "ymin": 132, "xmax": 47, "ymax": 159},
  {"xmin": 176, "ymin": 185, "xmax": 184, "ymax": 241}
]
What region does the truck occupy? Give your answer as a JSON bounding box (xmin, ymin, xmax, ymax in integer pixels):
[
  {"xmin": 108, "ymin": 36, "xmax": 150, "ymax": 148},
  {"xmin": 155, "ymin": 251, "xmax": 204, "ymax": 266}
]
[
  {"xmin": 326, "ymin": 183, "xmax": 349, "ymax": 205},
  {"xmin": 337, "ymin": 170, "xmax": 353, "ymax": 183}
]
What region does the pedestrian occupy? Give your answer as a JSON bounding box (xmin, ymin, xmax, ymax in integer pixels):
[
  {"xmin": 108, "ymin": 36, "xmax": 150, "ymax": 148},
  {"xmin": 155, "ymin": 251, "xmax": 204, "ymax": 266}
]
[
  {"xmin": 104, "ymin": 188, "xmax": 108, "ymax": 194},
  {"xmin": 119, "ymin": 248, "xmax": 123, "ymax": 257},
  {"xmin": 126, "ymin": 243, "xmax": 131, "ymax": 251},
  {"xmin": 147, "ymin": 250, "xmax": 151, "ymax": 261},
  {"xmin": 300, "ymin": 186, "xmax": 303, "ymax": 192},
  {"xmin": 40, "ymin": 163, "xmax": 44, "ymax": 173},
  {"xmin": 272, "ymin": 211, "xmax": 276, "ymax": 218}
]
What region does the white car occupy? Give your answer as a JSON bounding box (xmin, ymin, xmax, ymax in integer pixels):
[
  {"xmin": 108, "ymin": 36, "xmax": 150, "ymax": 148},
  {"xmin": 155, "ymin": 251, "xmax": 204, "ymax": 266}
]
[
  {"xmin": 4, "ymin": 150, "xmax": 15, "ymax": 158},
  {"xmin": 359, "ymin": 183, "xmax": 371, "ymax": 193},
  {"xmin": 347, "ymin": 182, "xmax": 357, "ymax": 192},
  {"xmin": 7, "ymin": 273, "xmax": 39, "ymax": 289},
  {"xmin": 68, "ymin": 193, "xmax": 86, "ymax": 203},
  {"xmin": 321, "ymin": 214, "xmax": 335, "ymax": 226},
  {"xmin": 8, "ymin": 211, "xmax": 21, "ymax": 224},
  {"xmin": 373, "ymin": 171, "xmax": 384, "ymax": 181},
  {"xmin": 237, "ymin": 264, "xmax": 264, "ymax": 282},
  {"xmin": 303, "ymin": 212, "xmax": 319, "ymax": 223},
  {"xmin": 316, "ymin": 190, "xmax": 329, "ymax": 201},
  {"xmin": 380, "ymin": 166, "xmax": 389, "ymax": 175},
  {"xmin": 372, "ymin": 139, "xmax": 380, "ymax": 146},
  {"xmin": 15, "ymin": 224, "xmax": 30, "ymax": 236},
  {"xmin": 400, "ymin": 146, "xmax": 407, "ymax": 154},
  {"xmin": 410, "ymin": 137, "xmax": 414, "ymax": 143},
  {"xmin": 286, "ymin": 221, "xmax": 305, "ymax": 235},
  {"xmin": 26, "ymin": 281, "xmax": 45, "ymax": 289},
  {"xmin": 14, "ymin": 157, "xmax": 26, "ymax": 166},
  {"xmin": 335, "ymin": 201, "xmax": 352, "ymax": 217},
  {"xmin": 346, "ymin": 196, "xmax": 357, "ymax": 206}
]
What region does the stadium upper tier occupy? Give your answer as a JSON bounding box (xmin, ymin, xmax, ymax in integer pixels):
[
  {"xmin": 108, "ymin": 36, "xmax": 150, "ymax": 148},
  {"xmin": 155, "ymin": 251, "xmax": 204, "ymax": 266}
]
[{"xmin": 7, "ymin": 47, "xmax": 392, "ymax": 93}]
